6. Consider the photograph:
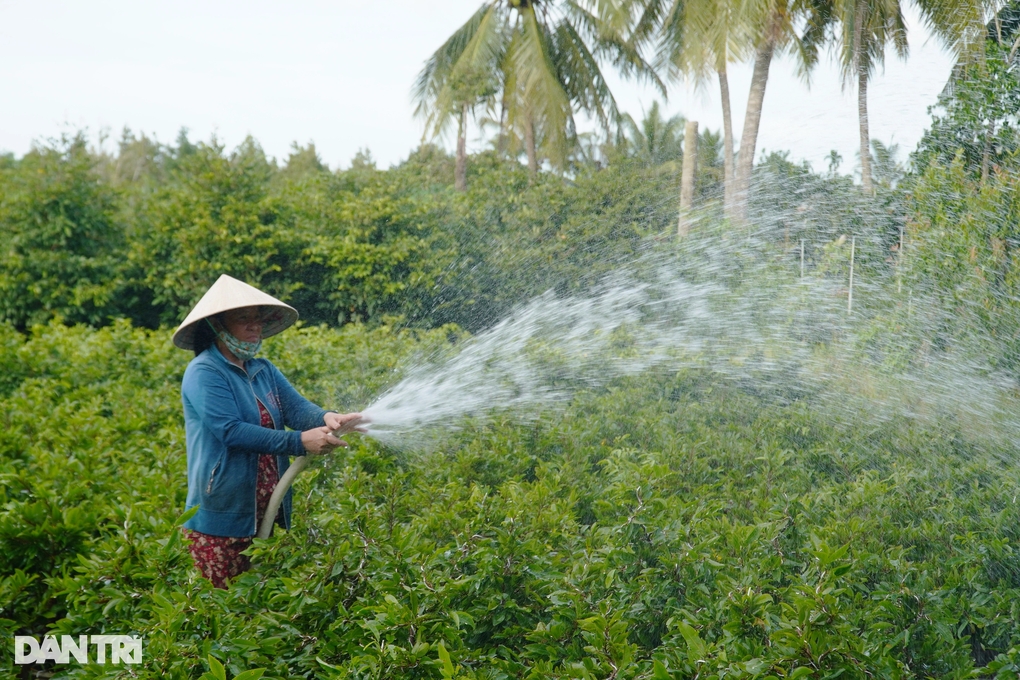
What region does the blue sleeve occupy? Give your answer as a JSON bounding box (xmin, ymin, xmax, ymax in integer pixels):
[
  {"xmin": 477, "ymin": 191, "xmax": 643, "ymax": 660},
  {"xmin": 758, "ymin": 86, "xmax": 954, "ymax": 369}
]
[
  {"xmin": 271, "ymin": 363, "xmax": 330, "ymax": 432},
  {"xmin": 184, "ymin": 365, "xmax": 305, "ymax": 457}
]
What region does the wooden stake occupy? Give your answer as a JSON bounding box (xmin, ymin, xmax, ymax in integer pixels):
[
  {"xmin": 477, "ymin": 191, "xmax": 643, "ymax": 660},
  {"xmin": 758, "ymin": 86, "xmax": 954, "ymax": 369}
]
[
  {"xmin": 898, "ymin": 225, "xmax": 904, "ymax": 295},
  {"xmin": 678, "ymin": 120, "xmax": 698, "ymax": 237},
  {"xmin": 848, "ymin": 235, "xmax": 856, "ymax": 314}
]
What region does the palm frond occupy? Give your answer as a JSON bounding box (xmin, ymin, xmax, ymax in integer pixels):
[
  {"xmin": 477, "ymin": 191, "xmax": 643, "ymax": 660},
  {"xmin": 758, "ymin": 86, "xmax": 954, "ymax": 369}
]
[
  {"xmin": 553, "ymin": 18, "xmax": 622, "ymax": 132},
  {"xmin": 628, "ymin": 0, "xmax": 673, "ymax": 45},
  {"xmin": 566, "ymin": 0, "xmax": 667, "ymax": 93},
  {"xmin": 652, "ymin": 0, "xmax": 687, "ymax": 78},
  {"xmin": 915, "ymin": 0, "xmax": 1000, "ymax": 62},
  {"xmin": 825, "ymin": 0, "xmax": 909, "ymax": 87},
  {"xmin": 513, "ymin": 5, "xmax": 575, "ymax": 167}
]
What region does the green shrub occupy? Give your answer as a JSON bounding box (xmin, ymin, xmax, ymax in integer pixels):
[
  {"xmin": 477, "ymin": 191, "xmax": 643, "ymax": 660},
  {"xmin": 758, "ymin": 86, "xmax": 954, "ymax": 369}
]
[
  {"xmin": 2, "ymin": 321, "xmax": 1020, "ymax": 678},
  {"xmin": 0, "ymin": 135, "xmax": 125, "ymax": 329}
]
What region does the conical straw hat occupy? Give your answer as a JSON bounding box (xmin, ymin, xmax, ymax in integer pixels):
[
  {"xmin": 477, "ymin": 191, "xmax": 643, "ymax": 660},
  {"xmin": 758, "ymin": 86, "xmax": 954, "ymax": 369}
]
[{"xmin": 172, "ymin": 274, "xmax": 298, "ymax": 350}]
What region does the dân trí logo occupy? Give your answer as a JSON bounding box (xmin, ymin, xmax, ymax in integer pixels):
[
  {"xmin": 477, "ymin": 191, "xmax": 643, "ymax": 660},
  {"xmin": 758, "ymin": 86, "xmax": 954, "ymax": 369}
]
[{"xmin": 15, "ymin": 635, "xmax": 142, "ymax": 665}]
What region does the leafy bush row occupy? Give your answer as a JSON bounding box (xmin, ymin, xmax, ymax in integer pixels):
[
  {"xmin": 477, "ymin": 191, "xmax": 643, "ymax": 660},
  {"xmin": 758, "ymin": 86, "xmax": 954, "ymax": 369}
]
[
  {"xmin": 0, "ymin": 132, "xmax": 906, "ymax": 336},
  {"xmin": 3, "ymin": 320, "xmax": 1020, "ymax": 678}
]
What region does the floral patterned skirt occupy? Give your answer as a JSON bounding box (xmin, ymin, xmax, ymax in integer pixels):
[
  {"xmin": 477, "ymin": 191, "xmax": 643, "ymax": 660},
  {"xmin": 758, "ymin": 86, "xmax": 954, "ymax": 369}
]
[{"xmin": 186, "ymin": 453, "xmax": 283, "ymax": 588}]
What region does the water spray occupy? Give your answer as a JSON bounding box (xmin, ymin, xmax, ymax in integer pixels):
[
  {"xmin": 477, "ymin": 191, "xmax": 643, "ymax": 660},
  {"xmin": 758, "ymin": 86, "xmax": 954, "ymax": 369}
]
[
  {"xmin": 347, "ymin": 238, "xmax": 1020, "ymax": 461},
  {"xmin": 261, "ymin": 231, "xmax": 1020, "ymax": 539}
]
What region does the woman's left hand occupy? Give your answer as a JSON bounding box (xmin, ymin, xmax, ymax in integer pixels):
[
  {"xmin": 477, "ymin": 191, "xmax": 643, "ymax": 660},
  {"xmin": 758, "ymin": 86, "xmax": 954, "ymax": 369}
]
[{"xmin": 324, "ymin": 411, "xmax": 367, "ymax": 436}]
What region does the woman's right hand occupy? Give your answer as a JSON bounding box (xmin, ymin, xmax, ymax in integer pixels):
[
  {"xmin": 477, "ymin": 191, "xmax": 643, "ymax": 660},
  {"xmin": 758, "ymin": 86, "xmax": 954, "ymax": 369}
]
[{"xmin": 301, "ymin": 426, "xmax": 344, "ymax": 455}]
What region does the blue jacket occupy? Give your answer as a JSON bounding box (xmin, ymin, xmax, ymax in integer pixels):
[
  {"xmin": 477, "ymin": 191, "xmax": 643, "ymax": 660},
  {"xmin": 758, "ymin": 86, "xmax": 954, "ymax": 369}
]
[{"xmin": 181, "ymin": 345, "xmax": 330, "ymax": 536}]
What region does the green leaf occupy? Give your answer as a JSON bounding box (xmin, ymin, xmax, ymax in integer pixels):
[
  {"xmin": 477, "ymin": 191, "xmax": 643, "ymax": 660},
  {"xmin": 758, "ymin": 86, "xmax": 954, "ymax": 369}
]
[
  {"xmin": 438, "ymin": 642, "xmax": 455, "ymax": 677},
  {"xmin": 175, "ymin": 504, "xmax": 200, "ymax": 527},
  {"xmin": 207, "ymin": 654, "xmax": 226, "ymax": 680},
  {"xmin": 316, "ymin": 656, "xmax": 341, "ymax": 670},
  {"xmin": 233, "ymin": 670, "xmax": 266, "ymax": 680},
  {"xmin": 677, "ymin": 621, "xmax": 707, "ymax": 665}
]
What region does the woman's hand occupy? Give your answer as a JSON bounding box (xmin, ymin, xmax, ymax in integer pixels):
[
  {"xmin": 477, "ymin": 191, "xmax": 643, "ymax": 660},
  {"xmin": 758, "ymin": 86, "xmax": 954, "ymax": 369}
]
[
  {"xmin": 324, "ymin": 411, "xmax": 367, "ymax": 436},
  {"xmin": 301, "ymin": 426, "xmax": 345, "ymax": 455}
]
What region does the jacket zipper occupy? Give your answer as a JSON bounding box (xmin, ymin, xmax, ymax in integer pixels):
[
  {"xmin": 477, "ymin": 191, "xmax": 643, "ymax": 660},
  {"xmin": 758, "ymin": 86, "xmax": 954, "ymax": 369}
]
[
  {"xmin": 242, "ymin": 363, "xmax": 276, "ymax": 430},
  {"xmin": 206, "ymin": 461, "xmax": 221, "ymax": 493},
  {"xmin": 250, "ymin": 382, "xmax": 277, "ymax": 429},
  {"xmin": 222, "ymin": 358, "xmax": 281, "ymax": 534},
  {"xmin": 247, "ymin": 366, "xmax": 277, "ymax": 533}
]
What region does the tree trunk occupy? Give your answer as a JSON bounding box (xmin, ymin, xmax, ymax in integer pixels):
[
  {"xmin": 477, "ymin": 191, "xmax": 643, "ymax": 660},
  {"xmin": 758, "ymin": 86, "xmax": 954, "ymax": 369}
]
[
  {"xmin": 455, "ymin": 101, "xmax": 468, "ymax": 192},
  {"xmin": 678, "ymin": 120, "xmax": 699, "ymax": 237},
  {"xmin": 719, "ymin": 67, "xmax": 735, "ymax": 220},
  {"xmin": 732, "ymin": 39, "xmax": 775, "ymax": 224},
  {"xmin": 858, "ymin": 69, "xmax": 873, "ymax": 193},
  {"xmin": 497, "ymin": 92, "xmax": 508, "ymax": 158},
  {"xmin": 524, "ymin": 114, "xmax": 538, "ymax": 181}
]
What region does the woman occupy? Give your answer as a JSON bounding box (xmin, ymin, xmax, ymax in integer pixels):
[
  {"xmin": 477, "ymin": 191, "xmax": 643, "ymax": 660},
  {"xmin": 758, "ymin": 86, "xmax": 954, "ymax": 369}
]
[{"xmin": 172, "ymin": 274, "xmax": 362, "ymax": 588}]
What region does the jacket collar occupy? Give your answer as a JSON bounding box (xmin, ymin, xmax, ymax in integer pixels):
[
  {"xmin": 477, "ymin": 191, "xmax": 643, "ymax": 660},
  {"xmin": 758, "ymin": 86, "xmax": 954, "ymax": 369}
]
[{"xmin": 206, "ymin": 343, "xmax": 265, "ymax": 379}]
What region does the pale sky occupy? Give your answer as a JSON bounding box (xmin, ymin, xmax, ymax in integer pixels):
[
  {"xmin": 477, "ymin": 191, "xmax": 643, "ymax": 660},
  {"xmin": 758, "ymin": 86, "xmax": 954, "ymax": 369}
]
[{"xmin": 0, "ymin": 0, "xmax": 955, "ymax": 174}]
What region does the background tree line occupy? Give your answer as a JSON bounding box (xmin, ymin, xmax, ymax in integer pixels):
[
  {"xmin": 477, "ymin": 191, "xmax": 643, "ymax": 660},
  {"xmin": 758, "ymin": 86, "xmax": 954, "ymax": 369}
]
[
  {"xmin": 0, "ymin": 117, "xmax": 912, "ymax": 338},
  {"xmin": 1, "ymin": 0, "xmax": 1018, "ymax": 368}
]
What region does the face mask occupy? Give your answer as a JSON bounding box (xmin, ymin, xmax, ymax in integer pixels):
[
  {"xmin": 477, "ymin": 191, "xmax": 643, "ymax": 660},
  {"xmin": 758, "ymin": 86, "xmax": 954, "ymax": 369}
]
[{"xmin": 208, "ymin": 318, "xmax": 262, "ymax": 361}]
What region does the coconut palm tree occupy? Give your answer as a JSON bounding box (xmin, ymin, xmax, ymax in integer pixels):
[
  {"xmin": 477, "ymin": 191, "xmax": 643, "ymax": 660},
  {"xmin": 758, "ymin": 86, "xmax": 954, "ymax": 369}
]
[
  {"xmin": 414, "ymin": 0, "xmax": 660, "ymax": 181},
  {"xmin": 632, "ymin": 0, "xmax": 752, "ymax": 217},
  {"xmin": 414, "ymin": 11, "xmax": 499, "ymax": 191},
  {"xmin": 632, "ymin": 0, "xmax": 824, "ymax": 222},
  {"xmin": 826, "ymin": 0, "xmax": 907, "ymax": 192},
  {"xmin": 726, "ymin": 0, "xmax": 833, "ymax": 223},
  {"xmin": 825, "ymin": 0, "xmax": 998, "ymax": 192},
  {"xmin": 869, "ymin": 137, "xmax": 906, "ymax": 187},
  {"xmin": 619, "ymin": 100, "xmax": 686, "ymax": 165}
]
